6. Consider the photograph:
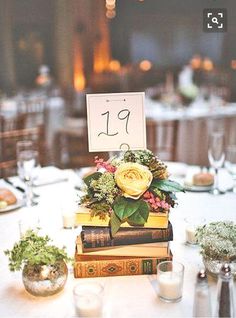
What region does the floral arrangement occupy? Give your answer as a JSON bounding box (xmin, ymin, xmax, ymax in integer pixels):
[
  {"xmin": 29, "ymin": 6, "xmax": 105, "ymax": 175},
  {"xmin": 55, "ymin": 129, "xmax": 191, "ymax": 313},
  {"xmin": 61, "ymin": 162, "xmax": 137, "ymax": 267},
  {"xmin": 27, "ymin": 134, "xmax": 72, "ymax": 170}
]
[
  {"xmin": 81, "ymin": 150, "xmax": 184, "ymax": 236},
  {"xmin": 196, "ymin": 221, "xmax": 236, "ymax": 262}
]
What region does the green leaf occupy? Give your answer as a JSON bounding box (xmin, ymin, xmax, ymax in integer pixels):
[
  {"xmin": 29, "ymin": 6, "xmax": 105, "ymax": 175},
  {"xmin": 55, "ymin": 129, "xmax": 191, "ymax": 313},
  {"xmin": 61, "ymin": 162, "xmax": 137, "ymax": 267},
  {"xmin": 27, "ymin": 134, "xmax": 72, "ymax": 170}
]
[
  {"xmin": 113, "ymin": 197, "xmax": 143, "ymax": 221},
  {"xmin": 151, "ymin": 179, "xmax": 184, "ymax": 192},
  {"xmin": 83, "ymin": 172, "xmax": 102, "ymax": 187},
  {"xmin": 127, "ymin": 200, "xmax": 149, "ymax": 225},
  {"xmin": 110, "ymin": 211, "xmax": 122, "ymax": 237}
]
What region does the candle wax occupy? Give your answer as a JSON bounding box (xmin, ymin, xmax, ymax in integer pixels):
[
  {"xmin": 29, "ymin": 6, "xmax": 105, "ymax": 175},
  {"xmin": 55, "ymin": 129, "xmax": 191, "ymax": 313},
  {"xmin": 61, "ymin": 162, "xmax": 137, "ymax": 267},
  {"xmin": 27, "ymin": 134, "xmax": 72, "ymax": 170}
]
[
  {"xmin": 75, "ymin": 293, "xmax": 103, "ymax": 318},
  {"xmin": 62, "ymin": 213, "xmax": 76, "ymax": 228},
  {"xmin": 158, "ymin": 272, "xmax": 183, "ymax": 300},
  {"xmin": 186, "ymin": 225, "xmax": 197, "ymax": 244}
]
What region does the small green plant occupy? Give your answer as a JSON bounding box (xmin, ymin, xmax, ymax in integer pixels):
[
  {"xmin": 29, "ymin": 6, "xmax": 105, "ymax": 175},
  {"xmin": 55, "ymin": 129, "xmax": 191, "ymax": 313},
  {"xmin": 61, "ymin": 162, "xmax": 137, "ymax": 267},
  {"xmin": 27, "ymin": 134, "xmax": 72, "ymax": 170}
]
[
  {"xmin": 4, "ymin": 229, "xmax": 71, "ymax": 271},
  {"xmin": 196, "ymin": 221, "xmax": 236, "ymax": 261}
]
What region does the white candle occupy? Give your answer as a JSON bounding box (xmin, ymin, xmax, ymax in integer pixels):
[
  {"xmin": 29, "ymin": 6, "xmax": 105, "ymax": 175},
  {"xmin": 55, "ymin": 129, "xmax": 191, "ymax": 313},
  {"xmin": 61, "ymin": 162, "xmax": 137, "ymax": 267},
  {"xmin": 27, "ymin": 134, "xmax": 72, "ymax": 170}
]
[
  {"xmin": 74, "ymin": 292, "xmax": 103, "ymax": 317},
  {"xmin": 157, "ymin": 272, "xmax": 183, "ymax": 300},
  {"xmin": 186, "ymin": 225, "xmax": 197, "ymax": 244},
  {"xmin": 62, "ymin": 213, "xmax": 76, "ymax": 229}
]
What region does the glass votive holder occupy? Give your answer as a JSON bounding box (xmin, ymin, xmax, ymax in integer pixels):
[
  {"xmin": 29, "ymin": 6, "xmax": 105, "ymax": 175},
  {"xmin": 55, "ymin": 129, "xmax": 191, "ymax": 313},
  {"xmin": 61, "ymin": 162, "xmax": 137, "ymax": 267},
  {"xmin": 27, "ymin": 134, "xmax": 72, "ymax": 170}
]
[
  {"xmin": 73, "ymin": 282, "xmax": 104, "ymax": 318},
  {"xmin": 184, "ymin": 217, "xmax": 206, "ymax": 245},
  {"xmin": 62, "ymin": 211, "xmax": 77, "ymax": 229},
  {"xmin": 157, "ymin": 261, "xmax": 184, "ymax": 303}
]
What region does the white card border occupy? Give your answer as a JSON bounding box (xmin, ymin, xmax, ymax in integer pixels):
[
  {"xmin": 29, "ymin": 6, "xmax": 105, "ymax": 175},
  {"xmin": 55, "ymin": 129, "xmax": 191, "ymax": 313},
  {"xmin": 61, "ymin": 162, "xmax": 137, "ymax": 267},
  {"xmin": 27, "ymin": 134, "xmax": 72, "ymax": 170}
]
[{"xmin": 86, "ymin": 92, "xmax": 146, "ymax": 152}]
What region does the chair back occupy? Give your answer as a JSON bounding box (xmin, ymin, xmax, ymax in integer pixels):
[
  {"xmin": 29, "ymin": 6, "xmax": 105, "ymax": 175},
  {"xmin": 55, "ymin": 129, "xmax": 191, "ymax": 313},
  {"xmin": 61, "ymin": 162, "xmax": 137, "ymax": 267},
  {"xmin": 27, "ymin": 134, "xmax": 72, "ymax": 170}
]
[
  {"xmin": 0, "ymin": 125, "xmax": 47, "ymax": 178},
  {"xmin": 0, "ymin": 113, "xmax": 27, "ymax": 132},
  {"xmin": 18, "ymin": 96, "xmax": 48, "ymax": 128},
  {"xmin": 54, "ymin": 128, "xmax": 107, "ymax": 169},
  {"xmin": 146, "ymin": 119, "xmax": 179, "ymax": 161}
]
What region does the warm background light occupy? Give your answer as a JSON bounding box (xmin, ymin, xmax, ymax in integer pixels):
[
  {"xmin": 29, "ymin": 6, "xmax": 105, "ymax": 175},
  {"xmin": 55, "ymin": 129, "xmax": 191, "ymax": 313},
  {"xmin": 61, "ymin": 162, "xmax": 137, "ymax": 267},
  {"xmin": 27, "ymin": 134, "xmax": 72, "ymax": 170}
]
[
  {"xmin": 139, "ymin": 60, "xmax": 152, "ymax": 71},
  {"xmin": 202, "ymin": 58, "xmax": 213, "ymax": 71},
  {"xmin": 106, "ymin": 0, "xmax": 116, "ymax": 5},
  {"xmin": 109, "ymin": 59, "xmax": 121, "ymax": 72},
  {"xmin": 231, "ymin": 60, "xmax": 236, "ymax": 70},
  {"xmin": 106, "ymin": 9, "xmax": 116, "ymax": 19},
  {"xmin": 190, "ymin": 55, "xmax": 202, "ymax": 69}
]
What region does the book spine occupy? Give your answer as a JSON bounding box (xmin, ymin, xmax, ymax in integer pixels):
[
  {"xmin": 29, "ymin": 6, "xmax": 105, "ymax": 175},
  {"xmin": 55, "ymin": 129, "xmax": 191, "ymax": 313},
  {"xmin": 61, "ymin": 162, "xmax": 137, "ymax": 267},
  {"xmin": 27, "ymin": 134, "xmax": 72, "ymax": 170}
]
[
  {"xmin": 81, "ymin": 223, "xmax": 173, "ymax": 248},
  {"xmin": 74, "ymin": 256, "xmax": 172, "ymax": 278}
]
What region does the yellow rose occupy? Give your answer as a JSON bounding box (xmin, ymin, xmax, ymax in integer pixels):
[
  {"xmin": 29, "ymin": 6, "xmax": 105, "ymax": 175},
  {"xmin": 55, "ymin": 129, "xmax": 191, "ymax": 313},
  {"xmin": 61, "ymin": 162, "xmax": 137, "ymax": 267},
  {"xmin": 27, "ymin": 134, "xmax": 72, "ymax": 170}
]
[{"xmin": 115, "ymin": 162, "xmax": 153, "ymax": 199}]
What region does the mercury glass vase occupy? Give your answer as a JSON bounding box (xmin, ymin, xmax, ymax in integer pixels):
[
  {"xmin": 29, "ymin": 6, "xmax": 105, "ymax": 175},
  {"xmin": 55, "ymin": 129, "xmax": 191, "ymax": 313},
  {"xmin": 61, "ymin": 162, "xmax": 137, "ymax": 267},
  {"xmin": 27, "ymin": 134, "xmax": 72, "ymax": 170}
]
[
  {"xmin": 203, "ymin": 257, "xmax": 236, "ymax": 279},
  {"xmin": 22, "ymin": 261, "xmax": 68, "ymax": 296}
]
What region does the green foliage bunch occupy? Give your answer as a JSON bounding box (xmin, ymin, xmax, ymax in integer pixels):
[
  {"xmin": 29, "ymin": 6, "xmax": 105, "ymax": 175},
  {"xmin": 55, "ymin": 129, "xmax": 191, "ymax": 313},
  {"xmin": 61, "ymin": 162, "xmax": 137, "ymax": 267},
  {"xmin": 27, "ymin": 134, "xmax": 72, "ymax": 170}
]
[{"xmin": 4, "ymin": 230, "xmax": 71, "ymax": 271}]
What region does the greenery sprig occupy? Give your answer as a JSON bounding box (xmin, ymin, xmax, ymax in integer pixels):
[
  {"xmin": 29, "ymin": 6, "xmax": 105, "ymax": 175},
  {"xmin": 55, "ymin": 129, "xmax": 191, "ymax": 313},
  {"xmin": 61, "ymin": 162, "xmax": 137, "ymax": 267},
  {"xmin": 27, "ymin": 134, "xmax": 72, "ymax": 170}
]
[{"xmin": 4, "ymin": 230, "xmax": 71, "ymax": 271}]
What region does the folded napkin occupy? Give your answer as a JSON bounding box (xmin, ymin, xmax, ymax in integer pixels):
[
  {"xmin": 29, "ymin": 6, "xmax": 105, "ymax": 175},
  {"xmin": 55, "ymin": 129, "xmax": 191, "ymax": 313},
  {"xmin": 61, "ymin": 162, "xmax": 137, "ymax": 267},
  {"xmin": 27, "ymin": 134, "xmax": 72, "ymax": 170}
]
[{"xmin": 33, "ymin": 166, "xmax": 68, "ymax": 187}]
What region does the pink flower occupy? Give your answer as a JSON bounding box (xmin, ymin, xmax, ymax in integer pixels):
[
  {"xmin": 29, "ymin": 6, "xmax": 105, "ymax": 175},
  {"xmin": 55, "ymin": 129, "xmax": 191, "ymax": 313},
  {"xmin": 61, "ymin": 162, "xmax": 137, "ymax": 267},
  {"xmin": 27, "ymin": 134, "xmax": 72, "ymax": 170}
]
[
  {"xmin": 143, "ymin": 190, "xmax": 170, "ymax": 211},
  {"xmin": 94, "ymin": 157, "xmax": 117, "ymax": 173}
]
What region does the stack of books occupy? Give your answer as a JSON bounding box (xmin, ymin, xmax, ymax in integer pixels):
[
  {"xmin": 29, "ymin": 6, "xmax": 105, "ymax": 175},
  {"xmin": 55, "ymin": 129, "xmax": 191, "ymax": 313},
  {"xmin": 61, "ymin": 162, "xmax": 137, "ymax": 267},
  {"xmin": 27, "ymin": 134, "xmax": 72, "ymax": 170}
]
[{"xmin": 74, "ymin": 209, "xmax": 173, "ymax": 278}]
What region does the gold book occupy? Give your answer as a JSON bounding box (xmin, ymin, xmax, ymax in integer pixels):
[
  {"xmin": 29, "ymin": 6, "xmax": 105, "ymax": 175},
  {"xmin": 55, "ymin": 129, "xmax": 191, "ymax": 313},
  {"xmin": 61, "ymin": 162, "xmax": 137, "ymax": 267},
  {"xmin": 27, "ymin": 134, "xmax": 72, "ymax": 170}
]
[{"xmin": 76, "ymin": 207, "xmax": 169, "ymax": 229}]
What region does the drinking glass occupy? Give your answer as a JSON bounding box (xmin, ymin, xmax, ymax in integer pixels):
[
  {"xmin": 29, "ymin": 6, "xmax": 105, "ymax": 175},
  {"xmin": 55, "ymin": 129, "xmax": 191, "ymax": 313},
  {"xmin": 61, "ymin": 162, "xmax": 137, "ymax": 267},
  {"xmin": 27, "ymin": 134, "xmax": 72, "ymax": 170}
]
[
  {"xmin": 208, "ymin": 132, "xmax": 225, "ymax": 195},
  {"xmin": 17, "ymin": 140, "xmax": 39, "ymax": 206},
  {"xmin": 225, "ymin": 145, "xmax": 236, "ymax": 193}
]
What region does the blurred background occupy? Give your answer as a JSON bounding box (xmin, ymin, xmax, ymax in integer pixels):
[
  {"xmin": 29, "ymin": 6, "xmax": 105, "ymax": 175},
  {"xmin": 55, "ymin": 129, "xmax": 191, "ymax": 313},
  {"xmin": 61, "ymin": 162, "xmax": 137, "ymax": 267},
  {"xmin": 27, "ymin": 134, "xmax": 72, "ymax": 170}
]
[{"xmin": 1, "ymin": 0, "xmax": 236, "ymax": 175}]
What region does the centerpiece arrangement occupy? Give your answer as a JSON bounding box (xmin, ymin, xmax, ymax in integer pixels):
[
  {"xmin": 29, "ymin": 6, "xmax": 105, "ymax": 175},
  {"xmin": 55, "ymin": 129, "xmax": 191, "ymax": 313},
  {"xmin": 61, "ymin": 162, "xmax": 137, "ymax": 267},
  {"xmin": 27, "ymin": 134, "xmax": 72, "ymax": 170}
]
[
  {"xmin": 80, "ymin": 149, "xmax": 184, "ymax": 236},
  {"xmin": 5, "ymin": 230, "xmax": 71, "ymax": 296},
  {"xmin": 74, "ymin": 150, "xmax": 184, "ymax": 278}
]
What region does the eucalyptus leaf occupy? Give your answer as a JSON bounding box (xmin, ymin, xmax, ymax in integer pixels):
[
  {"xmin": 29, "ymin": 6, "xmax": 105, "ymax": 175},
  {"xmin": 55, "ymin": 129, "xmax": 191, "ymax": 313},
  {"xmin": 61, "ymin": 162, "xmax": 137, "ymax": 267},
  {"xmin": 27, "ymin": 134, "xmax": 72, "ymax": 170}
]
[
  {"xmin": 151, "ymin": 179, "xmax": 184, "ymax": 192},
  {"xmin": 83, "ymin": 172, "xmax": 102, "ymax": 187},
  {"xmin": 110, "ymin": 211, "xmax": 122, "ymax": 237},
  {"xmin": 113, "ymin": 197, "xmax": 143, "ymax": 221}
]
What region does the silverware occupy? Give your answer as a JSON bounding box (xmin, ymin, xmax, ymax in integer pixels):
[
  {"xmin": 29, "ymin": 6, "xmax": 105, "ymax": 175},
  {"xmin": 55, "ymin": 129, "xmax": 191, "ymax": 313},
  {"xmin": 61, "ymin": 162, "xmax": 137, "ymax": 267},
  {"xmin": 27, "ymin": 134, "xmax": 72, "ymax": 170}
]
[
  {"xmin": 4, "ymin": 179, "xmax": 25, "ymax": 193},
  {"xmin": 4, "ymin": 179, "xmax": 40, "ymax": 198}
]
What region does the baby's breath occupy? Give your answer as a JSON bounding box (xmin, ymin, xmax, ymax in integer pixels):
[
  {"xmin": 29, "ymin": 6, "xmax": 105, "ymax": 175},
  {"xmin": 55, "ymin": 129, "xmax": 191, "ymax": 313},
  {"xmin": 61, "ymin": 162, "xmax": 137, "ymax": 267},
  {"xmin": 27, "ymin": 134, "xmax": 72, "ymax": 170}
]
[{"xmin": 196, "ymin": 221, "xmax": 236, "ymax": 260}]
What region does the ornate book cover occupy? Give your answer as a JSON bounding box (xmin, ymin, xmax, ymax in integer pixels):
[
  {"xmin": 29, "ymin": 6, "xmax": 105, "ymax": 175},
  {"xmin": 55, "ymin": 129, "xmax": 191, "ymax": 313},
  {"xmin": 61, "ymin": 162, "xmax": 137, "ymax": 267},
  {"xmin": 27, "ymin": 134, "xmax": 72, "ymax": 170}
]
[{"xmin": 74, "ymin": 252, "xmax": 172, "ymax": 278}]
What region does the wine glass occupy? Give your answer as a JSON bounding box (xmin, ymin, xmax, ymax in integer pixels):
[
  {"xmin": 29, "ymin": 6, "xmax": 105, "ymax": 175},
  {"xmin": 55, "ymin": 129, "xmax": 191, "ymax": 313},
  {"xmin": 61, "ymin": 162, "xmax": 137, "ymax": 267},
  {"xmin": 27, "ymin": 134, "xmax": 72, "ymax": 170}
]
[
  {"xmin": 208, "ymin": 132, "xmax": 225, "ymax": 195},
  {"xmin": 17, "ymin": 140, "xmax": 39, "ymax": 206},
  {"xmin": 225, "ymin": 145, "xmax": 236, "ymax": 193}
]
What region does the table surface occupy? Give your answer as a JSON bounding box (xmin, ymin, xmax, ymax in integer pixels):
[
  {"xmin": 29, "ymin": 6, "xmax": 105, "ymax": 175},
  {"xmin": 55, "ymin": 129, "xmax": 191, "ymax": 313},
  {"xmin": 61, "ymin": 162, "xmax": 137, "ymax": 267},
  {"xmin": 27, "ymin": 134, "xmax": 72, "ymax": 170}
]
[{"xmin": 0, "ymin": 166, "xmax": 235, "ymax": 318}]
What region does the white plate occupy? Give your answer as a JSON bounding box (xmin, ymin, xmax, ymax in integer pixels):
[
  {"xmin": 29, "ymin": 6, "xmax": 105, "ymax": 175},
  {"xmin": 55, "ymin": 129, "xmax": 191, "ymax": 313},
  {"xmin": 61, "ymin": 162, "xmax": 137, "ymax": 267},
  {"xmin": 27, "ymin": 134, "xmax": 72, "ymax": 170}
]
[
  {"xmin": 0, "ymin": 198, "xmax": 24, "ymax": 213},
  {"xmin": 184, "ymin": 183, "xmax": 213, "ymax": 192}
]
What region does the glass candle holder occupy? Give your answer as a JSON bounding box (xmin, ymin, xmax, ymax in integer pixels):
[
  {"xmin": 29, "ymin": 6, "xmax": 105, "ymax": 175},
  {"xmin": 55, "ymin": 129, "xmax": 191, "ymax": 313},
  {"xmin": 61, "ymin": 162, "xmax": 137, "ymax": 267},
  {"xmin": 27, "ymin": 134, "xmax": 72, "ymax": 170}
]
[
  {"xmin": 73, "ymin": 282, "xmax": 104, "ymax": 317},
  {"xmin": 62, "ymin": 212, "xmax": 76, "ymax": 229},
  {"xmin": 184, "ymin": 217, "xmax": 206, "ymax": 245},
  {"xmin": 157, "ymin": 261, "xmax": 184, "ymax": 303}
]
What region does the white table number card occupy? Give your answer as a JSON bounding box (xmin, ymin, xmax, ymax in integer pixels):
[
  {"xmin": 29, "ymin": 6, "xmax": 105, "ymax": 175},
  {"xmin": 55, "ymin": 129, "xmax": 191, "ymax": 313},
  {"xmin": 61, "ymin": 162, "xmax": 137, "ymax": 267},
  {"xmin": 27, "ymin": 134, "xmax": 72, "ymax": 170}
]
[{"xmin": 86, "ymin": 92, "xmax": 146, "ymax": 152}]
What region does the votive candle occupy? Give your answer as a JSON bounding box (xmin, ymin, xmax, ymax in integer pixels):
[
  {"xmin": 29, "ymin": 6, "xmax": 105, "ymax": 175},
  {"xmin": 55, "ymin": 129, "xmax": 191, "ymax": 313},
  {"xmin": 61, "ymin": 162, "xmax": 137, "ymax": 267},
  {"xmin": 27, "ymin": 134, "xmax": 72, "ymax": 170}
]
[
  {"xmin": 73, "ymin": 282, "xmax": 104, "ymax": 318},
  {"xmin": 157, "ymin": 261, "xmax": 184, "ymax": 302}
]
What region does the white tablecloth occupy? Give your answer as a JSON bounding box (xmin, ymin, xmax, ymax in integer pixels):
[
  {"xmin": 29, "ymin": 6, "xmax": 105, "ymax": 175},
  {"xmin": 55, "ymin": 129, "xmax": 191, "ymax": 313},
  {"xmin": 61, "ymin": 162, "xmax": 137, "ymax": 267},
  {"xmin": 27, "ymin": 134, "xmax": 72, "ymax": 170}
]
[{"xmin": 0, "ymin": 167, "xmax": 235, "ymax": 318}]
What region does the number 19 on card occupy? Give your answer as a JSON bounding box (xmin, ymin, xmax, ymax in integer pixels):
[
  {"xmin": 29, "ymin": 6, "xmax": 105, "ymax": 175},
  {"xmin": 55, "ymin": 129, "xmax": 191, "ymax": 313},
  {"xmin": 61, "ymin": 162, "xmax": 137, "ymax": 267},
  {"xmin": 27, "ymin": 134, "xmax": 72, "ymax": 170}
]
[{"xmin": 86, "ymin": 92, "xmax": 146, "ymax": 152}]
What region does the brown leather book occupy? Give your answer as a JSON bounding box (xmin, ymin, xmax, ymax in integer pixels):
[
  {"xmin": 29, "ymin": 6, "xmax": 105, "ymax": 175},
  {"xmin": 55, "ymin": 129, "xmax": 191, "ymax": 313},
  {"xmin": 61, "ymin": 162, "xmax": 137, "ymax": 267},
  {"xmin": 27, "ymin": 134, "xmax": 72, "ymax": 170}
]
[{"xmin": 81, "ymin": 222, "xmax": 173, "ymax": 248}]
